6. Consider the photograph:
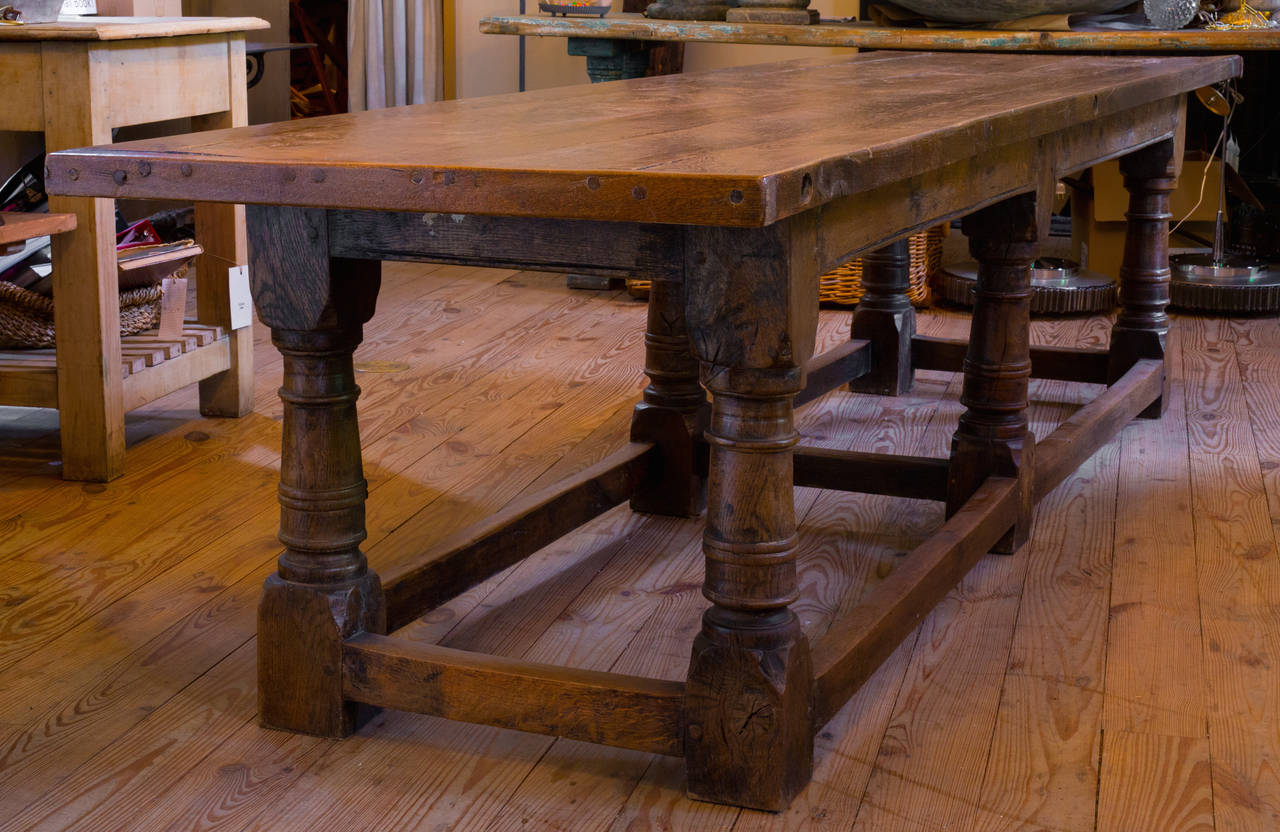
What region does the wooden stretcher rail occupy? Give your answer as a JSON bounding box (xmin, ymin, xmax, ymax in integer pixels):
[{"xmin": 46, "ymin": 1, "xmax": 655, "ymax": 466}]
[
  {"xmin": 343, "ymin": 633, "xmax": 686, "ymax": 756},
  {"xmin": 1032, "ymin": 358, "xmax": 1164, "ymax": 501},
  {"xmin": 383, "ymin": 441, "xmax": 654, "ymax": 630},
  {"xmin": 795, "ymin": 339, "xmax": 873, "ymax": 407},
  {"xmin": 327, "ymin": 210, "xmax": 684, "ymax": 280},
  {"xmin": 809, "ymin": 476, "xmax": 1020, "ymax": 728},
  {"xmin": 912, "ymin": 335, "xmax": 1112, "ymax": 384},
  {"xmin": 793, "ymin": 446, "xmax": 949, "ymax": 501}
]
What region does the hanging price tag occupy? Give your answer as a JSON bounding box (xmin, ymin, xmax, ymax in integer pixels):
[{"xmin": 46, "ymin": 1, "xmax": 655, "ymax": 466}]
[{"xmin": 228, "ymin": 265, "xmax": 253, "ymax": 330}]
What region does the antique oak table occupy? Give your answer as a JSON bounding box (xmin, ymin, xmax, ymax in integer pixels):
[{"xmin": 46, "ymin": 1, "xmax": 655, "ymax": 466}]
[
  {"xmin": 47, "ymin": 51, "xmax": 1239, "ymax": 811},
  {"xmin": 0, "ymin": 16, "xmax": 268, "ymax": 480}
]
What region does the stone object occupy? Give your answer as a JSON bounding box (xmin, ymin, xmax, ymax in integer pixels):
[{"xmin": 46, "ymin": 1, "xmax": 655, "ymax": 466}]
[{"xmin": 891, "ymin": 0, "xmax": 1132, "ymax": 23}]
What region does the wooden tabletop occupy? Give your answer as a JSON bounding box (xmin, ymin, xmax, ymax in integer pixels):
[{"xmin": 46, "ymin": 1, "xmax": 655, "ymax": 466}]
[
  {"xmin": 0, "ymin": 16, "xmax": 269, "ymax": 42},
  {"xmin": 482, "ymin": 12, "xmax": 1280, "ymax": 52},
  {"xmin": 46, "ymin": 51, "xmax": 1239, "ymax": 227}
]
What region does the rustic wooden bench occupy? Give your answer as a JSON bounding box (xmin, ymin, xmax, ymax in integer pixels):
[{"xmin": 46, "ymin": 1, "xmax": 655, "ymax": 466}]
[{"xmin": 46, "ymin": 50, "xmax": 1239, "ymax": 811}]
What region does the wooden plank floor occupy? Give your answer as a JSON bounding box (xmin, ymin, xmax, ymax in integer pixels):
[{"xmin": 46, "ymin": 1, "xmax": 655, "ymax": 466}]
[{"xmin": 1, "ymin": 263, "xmax": 1278, "ymax": 831}]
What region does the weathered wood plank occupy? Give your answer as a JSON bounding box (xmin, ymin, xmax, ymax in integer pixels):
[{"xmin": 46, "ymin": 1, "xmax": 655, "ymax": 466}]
[
  {"xmin": 481, "ymin": 12, "xmax": 1280, "ymax": 53},
  {"xmin": 343, "ymin": 634, "xmax": 684, "ymax": 755},
  {"xmin": 1180, "ymin": 317, "xmax": 1280, "ymax": 829},
  {"xmin": 47, "ymin": 53, "xmax": 1238, "ymax": 229}
]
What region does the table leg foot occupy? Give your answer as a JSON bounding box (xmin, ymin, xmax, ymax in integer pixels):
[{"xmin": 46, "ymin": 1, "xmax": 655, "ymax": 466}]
[
  {"xmin": 259, "ymin": 571, "xmax": 384, "ymax": 737},
  {"xmin": 948, "ymin": 194, "xmax": 1038, "ymax": 554},
  {"xmin": 1110, "ymin": 138, "xmax": 1176, "ymax": 420},
  {"xmin": 849, "ymin": 239, "xmax": 916, "ymax": 396},
  {"xmin": 685, "ymin": 608, "xmax": 813, "ymax": 811}
]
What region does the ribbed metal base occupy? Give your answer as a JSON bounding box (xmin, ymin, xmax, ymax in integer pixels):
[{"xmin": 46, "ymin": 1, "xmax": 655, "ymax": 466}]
[
  {"xmin": 1170, "ymin": 254, "xmax": 1280, "ymax": 314},
  {"xmin": 936, "ymin": 259, "xmax": 1116, "ymax": 315}
]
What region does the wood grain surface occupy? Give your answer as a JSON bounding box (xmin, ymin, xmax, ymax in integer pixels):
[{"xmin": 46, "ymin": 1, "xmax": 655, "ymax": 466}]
[
  {"xmin": 482, "ymin": 12, "xmax": 1280, "ymax": 52},
  {"xmin": 1, "ymin": 268, "xmax": 1278, "ymax": 827},
  {"xmin": 0, "ymin": 16, "xmax": 268, "ymax": 41},
  {"xmin": 45, "ymin": 52, "xmax": 1237, "ymax": 226}
]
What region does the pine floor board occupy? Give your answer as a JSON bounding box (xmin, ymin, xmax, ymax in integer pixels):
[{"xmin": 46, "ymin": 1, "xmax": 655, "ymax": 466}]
[
  {"xmin": 1181, "ymin": 316, "xmax": 1280, "ymax": 831},
  {"xmin": 1, "ymin": 266, "xmax": 1277, "ymax": 830}
]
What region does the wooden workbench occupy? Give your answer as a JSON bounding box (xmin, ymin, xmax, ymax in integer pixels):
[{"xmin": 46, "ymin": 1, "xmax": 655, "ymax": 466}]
[
  {"xmin": 46, "ymin": 50, "xmax": 1239, "ymax": 811},
  {"xmin": 0, "ymin": 16, "xmax": 267, "ymax": 480}
]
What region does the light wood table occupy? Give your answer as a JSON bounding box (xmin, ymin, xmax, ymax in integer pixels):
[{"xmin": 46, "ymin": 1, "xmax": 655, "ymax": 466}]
[
  {"xmin": 0, "ymin": 16, "xmax": 267, "ymax": 481},
  {"xmin": 48, "ymin": 50, "xmax": 1238, "ymax": 810}
]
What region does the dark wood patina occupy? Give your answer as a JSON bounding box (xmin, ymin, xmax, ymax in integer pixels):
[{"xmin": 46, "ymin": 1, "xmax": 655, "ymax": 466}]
[{"xmin": 46, "ymin": 50, "xmax": 1240, "ymax": 812}]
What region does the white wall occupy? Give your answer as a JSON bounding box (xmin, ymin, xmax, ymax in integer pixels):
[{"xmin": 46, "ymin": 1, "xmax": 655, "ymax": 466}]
[{"xmin": 457, "ymin": 0, "xmax": 860, "ymax": 99}]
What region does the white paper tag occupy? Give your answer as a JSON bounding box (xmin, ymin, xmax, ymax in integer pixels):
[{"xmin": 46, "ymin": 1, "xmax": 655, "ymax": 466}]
[
  {"xmin": 229, "ymin": 265, "xmax": 252, "ymax": 330},
  {"xmin": 60, "ymin": 0, "xmax": 97, "ymax": 14}
]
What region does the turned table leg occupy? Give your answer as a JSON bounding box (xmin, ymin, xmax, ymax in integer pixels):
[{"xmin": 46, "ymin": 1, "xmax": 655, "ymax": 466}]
[
  {"xmin": 1109, "ymin": 137, "xmax": 1176, "ymax": 419},
  {"xmin": 630, "ymin": 275, "xmax": 709, "ymax": 517},
  {"xmin": 682, "ymin": 223, "xmax": 817, "ymax": 811},
  {"xmin": 849, "ymin": 239, "xmax": 915, "ymax": 396},
  {"xmin": 948, "ymin": 194, "xmax": 1038, "ymax": 555},
  {"xmin": 249, "ymin": 206, "xmax": 386, "ymax": 737}
]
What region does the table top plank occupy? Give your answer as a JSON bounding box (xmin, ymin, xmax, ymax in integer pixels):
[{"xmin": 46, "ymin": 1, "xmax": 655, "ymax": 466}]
[
  {"xmin": 0, "ymin": 211, "xmax": 76, "ymax": 245},
  {"xmin": 46, "ymin": 51, "xmax": 1239, "ymax": 227},
  {"xmin": 0, "ymin": 16, "xmax": 269, "ymax": 42},
  {"xmin": 481, "ymin": 12, "xmax": 1280, "ymax": 51}
]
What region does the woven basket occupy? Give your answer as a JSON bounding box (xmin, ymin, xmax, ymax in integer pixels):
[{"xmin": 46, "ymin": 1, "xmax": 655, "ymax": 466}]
[
  {"xmin": 626, "ymin": 225, "xmax": 946, "ymax": 306},
  {"xmin": 0, "ymin": 280, "xmax": 165, "ymax": 349}
]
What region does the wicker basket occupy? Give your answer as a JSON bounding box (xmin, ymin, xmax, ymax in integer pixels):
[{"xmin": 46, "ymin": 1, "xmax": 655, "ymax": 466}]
[
  {"xmin": 0, "ymin": 281, "xmax": 165, "ymax": 349},
  {"xmin": 626, "ymin": 225, "xmax": 946, "ymax": 306}
]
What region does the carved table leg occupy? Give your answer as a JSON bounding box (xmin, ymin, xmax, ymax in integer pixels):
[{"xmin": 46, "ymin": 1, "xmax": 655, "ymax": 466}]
[
  {"xmin": 1109, "ymin": 137, "xmax": 1176, "ymax": 419},
  {"xmin": 682, "ymin": 224, "xmax": 816, "ymax": 811},
  {"xmin": 726, "ymin": 0, "xmax": 819, "ymax": 23},
  {"xmin": 948, "ymin": 195, "xmax": 1038, "ymax": 555},
  {"xmin": 249, "ymin": 206, "xmax": 386, "ymax": 737},
  {"xmin": 849, "ymin": 238, "xmax": 915, "ymax": 396},
  {"xmin": 631, "ymin": 275, "xmax": 709, "ymax": 517}
]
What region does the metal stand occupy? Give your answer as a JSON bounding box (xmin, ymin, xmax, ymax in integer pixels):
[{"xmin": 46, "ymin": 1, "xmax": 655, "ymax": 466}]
[{"xmin": 936, "ymin": 258, "xmax": 1116, "ymax": 315}]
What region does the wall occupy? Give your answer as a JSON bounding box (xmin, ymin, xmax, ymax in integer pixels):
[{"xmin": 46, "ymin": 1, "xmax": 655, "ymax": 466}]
[
  {"xmin": 455, "ymin": 0, "xmax": 860, "ymax": 99},
  {"xmin": 183, "ymin": 0, "xmax": 291, "ymax": 124}
]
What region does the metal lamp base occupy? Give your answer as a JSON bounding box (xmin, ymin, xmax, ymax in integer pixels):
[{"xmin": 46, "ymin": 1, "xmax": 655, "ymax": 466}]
[
  {"xmin": 936, "ymin": 258, "xmax": 1116, "ymax": 315},
  {"xmin": 1170, "ymin": 253, "xmax": 1280, "ymax": 313}
]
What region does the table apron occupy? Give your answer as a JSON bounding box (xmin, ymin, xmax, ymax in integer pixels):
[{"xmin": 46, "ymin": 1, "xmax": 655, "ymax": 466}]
[{"xmin": 327, "ymin": 210, "xmax": 685, "ymax": 280}]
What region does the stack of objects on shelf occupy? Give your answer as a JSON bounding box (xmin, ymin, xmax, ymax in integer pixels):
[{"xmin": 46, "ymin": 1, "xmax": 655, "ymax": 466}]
[{"xmin": 0, "ymin": 155, "xmax": 202, "ymax": 350}]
